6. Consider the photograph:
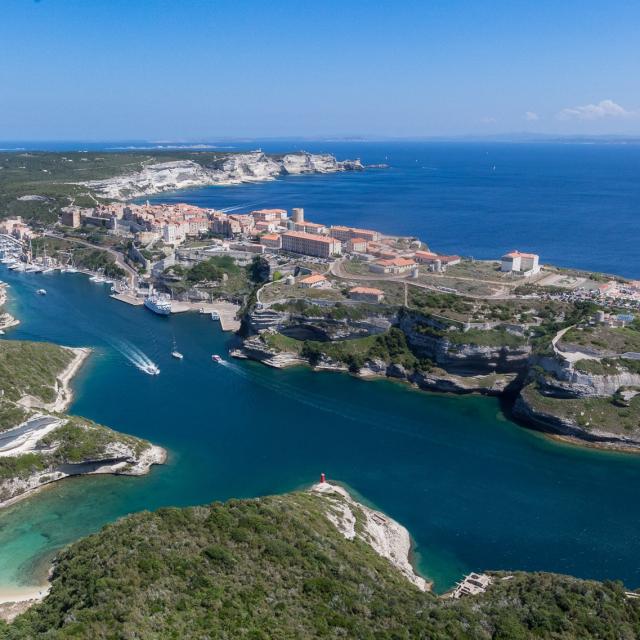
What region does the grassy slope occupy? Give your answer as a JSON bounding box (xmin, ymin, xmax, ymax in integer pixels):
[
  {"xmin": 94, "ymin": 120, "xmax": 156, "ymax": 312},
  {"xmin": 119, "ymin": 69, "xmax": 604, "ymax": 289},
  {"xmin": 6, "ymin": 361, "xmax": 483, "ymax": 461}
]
[{"xmin": 2, "ymin": 491, "xmax": 639, "ymax": 639}]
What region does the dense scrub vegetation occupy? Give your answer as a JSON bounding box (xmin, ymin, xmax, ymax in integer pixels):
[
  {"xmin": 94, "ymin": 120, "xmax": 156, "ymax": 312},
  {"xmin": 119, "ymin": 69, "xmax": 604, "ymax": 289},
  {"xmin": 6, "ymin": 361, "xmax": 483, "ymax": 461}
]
[
  {"xmin": 2, "ymin": 491, "xmax": 639, "ymax": 639},
  {"xmin": 0, "ymin": 341, "xmax": 73, "ymax": 403}
]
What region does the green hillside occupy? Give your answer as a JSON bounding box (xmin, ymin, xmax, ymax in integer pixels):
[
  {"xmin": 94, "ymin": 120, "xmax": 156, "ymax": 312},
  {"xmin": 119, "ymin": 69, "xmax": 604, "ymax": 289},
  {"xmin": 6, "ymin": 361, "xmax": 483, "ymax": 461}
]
[{"xmin": 2, "ymin": 489, "xmax": 639, "ymax": 639}]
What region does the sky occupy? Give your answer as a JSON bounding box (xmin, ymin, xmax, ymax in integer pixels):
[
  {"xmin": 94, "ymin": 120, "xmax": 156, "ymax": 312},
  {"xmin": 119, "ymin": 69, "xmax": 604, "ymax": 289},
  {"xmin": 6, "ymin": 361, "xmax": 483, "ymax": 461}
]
[{"xmin": 1, "ymin": 0, "xmax": 640, "ymax": 140}]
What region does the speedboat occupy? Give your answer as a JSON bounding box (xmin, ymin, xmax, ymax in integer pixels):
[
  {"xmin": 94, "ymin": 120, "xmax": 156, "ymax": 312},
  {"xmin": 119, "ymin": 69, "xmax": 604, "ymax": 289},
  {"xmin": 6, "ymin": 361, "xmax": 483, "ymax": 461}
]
[
  {"xmin": 171, "ymin": 351, "xmax": 184, "ymax": 360},
  {"xmin": 36, "ymin": 289, "xmax": 47, "ymax": 295},
  {"xmin": 211, "ymin": 354, "xmax": 222, "ymax": 363},
  {"xmin": 142, "ymin": 363, "xmax": 160, "ymax": 375}
]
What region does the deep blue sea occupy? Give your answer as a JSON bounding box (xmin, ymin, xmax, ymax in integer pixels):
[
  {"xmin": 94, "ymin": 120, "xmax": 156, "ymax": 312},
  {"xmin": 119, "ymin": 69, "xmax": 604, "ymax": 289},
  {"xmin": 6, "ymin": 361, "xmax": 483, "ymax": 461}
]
[{"xmin": 0, "ymin": 141, "xmax": 640, "ymax": 596}]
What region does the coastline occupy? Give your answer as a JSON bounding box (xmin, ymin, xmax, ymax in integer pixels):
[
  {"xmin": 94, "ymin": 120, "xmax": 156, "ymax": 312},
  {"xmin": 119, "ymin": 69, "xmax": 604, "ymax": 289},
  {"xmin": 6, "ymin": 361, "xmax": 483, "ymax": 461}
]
[
  {"xmin": 50, "ymin": 346, "xmax": 91, "ymax": 413},
  {"xmin": 233, "ymin": 342, "xmax": 640, "ymax": 455}
]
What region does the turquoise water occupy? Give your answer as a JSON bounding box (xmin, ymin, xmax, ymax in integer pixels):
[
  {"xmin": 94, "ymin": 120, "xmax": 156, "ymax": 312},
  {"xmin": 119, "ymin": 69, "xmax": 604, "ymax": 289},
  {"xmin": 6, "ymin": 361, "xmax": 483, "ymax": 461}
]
[{"xmin": 3, "ymin": 267, "xmax": 640, "ymax": 593}]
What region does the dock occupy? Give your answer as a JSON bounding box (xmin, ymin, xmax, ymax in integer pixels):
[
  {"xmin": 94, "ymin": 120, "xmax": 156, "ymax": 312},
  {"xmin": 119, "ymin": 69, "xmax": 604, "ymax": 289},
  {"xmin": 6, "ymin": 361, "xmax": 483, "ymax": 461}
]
[
  {"xmin": 110, "ymin": 292, "xmax": 144, "ymax": 306},
  {"xmin": 171, "ymin": 301, "xmax": 241, "ymax": 332}
]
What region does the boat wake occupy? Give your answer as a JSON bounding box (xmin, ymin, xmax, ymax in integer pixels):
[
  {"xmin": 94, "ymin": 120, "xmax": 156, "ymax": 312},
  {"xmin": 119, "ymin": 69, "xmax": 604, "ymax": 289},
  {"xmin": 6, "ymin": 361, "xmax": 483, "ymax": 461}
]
[{"xmin": 109, "ymin": 338, "xmax": 160, "ymax": 375}]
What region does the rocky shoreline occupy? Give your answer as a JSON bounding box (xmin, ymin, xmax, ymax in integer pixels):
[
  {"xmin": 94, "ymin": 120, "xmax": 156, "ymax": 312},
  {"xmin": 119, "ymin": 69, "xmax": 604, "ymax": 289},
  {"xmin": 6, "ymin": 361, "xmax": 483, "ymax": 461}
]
[
  {"xmin": 232, "ymin": 334, "xmax": 639, "ymax": 453},
  {"xmin": 81, "ymin": 151, "xmax": 364, "ymax": 200},
  {"xmin": 310, "ymin": 481, "xmax": 429, "ymax": 591}
]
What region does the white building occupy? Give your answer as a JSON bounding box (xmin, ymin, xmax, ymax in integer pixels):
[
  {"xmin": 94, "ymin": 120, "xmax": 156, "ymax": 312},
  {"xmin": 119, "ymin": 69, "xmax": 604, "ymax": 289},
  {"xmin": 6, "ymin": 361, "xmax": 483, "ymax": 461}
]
[{"xmin": 501, "ymin": 250, "xmax": 540, "ymax": 276}]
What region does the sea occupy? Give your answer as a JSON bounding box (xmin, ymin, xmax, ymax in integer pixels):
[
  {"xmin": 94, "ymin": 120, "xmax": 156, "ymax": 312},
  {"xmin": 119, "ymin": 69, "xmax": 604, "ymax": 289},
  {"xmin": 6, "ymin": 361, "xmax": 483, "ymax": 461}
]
[{"xmin": 1, "ymin": 141, "xmax": 640, "ymax": 594}]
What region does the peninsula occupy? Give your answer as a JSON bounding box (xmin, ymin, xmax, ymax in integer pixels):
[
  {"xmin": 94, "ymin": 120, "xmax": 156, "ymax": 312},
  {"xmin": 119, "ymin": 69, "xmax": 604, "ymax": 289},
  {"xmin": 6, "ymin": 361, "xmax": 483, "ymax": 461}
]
[
  {"xmin": 1, "ymin": 480, "xmax": 638, "ymax": 636},
  {"xmin": 1, "ymin": 148, "xmax": 639, "ymax": 452},
  {"xmin": 0, "ymin": 281, "xmax": 166, "ymax": 509}
]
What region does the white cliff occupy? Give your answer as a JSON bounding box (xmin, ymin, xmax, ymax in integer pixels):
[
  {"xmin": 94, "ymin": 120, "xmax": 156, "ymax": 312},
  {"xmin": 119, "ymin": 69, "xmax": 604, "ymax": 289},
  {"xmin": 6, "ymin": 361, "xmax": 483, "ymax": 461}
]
[
  {"xmin": 80, "ymin": 152, "xmax": 364, "ymax": 200},
  {"xmin": 310, "ymin": 481, "xmax": 429, "ymax": 591}
]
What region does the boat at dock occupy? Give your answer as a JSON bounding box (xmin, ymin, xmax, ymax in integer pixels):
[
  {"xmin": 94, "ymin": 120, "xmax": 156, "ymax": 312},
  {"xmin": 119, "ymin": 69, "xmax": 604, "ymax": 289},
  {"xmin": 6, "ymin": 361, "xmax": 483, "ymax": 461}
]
[
  {"xmin": 144, "ymin": 293, "xmax": 172, "ymax": 316},
  {"xmin": 210, "ymin": 311, "xmax": 220, "ymax": 320}
]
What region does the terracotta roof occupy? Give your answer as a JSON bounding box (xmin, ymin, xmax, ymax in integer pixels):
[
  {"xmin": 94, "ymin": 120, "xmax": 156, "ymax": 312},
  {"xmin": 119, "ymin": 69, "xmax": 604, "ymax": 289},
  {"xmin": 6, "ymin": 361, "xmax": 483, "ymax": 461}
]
[
  {"xmin": 375, "ymin": 257, "xmax": 417, "ymax": 267},
  {"xmin": 283, "ymin": 231, "xmax": 338, "ymax": 245},
  {"xmin": 300, "ymin": 274, "xmax": 327, "ymax": 284},
  {"xmin": 503, "ymin": 250, "xmax": 538, "ymax": 259}
]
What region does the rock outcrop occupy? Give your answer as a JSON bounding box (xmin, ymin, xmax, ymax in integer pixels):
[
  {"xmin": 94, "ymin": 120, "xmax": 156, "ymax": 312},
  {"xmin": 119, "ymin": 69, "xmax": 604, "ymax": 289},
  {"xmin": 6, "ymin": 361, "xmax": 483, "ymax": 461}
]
[{"xmin": 81, "ymin": 152, "xmax": 364, "ymax": 200}]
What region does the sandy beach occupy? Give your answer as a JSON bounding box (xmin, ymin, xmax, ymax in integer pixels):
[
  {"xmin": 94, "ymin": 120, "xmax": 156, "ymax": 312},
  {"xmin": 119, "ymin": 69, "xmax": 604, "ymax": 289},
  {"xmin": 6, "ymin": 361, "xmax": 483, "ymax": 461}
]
[{"xmin": 48, "ymin": 346, "xmax": 91, "ymax": 413}]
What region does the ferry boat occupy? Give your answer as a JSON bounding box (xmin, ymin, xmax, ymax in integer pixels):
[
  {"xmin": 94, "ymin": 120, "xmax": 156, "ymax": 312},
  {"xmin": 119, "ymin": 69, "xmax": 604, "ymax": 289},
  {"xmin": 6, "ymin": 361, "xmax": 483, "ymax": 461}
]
[
  {"xmin": 144, "ymin": 293, "xmax": 172, "ymax": 316},
  {"xmin": 211, "ymin": 354, "xmax": 222, "ymax": 363}
]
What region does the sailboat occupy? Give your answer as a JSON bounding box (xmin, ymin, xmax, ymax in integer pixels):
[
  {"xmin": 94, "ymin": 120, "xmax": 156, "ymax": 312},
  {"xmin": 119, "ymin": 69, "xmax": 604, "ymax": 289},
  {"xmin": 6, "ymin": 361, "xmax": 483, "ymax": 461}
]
[{"xmin": 171, "ymin": 336, "xmax": 184, "ymax": 360}]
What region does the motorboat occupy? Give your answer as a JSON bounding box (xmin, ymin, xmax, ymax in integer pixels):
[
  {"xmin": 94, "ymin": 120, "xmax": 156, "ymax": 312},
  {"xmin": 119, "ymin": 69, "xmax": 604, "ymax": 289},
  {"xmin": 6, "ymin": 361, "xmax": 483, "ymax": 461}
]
[
  {"xmin": 142, "ymin": 363, "xmax": 160, "ymax": 375},
  {"xmin": 171, "ymin": 351, "xmax": 184, "ymax": 360},
  {"xmin": 36, "ymin": 289, "xmax": 47, "ymax": 295},
  {"xmin": 211, "ymin": 354, "xmax": 222, "ymax": 363}
]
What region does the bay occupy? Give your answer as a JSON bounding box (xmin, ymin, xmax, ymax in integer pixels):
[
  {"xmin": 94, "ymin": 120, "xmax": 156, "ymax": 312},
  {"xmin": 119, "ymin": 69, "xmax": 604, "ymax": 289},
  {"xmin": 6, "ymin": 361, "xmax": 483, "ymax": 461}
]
[{"xmin": 1, "ymin": 267, "xmax": 640, "ymax": 593}]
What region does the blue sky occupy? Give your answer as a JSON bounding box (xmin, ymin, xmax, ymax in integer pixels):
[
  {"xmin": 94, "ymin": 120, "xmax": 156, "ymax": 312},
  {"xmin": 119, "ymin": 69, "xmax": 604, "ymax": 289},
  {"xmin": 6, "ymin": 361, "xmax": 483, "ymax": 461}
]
[{"xmin": 1, "ymin": 0, "xmax": 639, "ymax": 140}]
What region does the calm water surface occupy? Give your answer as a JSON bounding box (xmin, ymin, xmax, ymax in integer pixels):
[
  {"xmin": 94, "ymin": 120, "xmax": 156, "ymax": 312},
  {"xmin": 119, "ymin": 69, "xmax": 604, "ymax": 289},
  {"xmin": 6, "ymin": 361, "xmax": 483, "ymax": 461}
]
[{"xmin": 2, "ymin": 268, "xmax": 640, "ymax": 592}]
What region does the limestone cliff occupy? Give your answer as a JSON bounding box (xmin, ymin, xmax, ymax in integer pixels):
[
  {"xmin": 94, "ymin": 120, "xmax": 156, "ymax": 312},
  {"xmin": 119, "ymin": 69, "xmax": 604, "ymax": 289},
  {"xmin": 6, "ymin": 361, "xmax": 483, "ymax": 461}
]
[{"xmin": 81, "ymin": 152, "xmax": 364, "ymax": 200}]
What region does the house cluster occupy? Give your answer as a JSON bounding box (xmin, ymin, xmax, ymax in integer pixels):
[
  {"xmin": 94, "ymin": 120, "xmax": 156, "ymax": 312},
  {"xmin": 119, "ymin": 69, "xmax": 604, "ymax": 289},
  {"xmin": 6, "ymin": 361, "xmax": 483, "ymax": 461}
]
[
  {"xmin": 0, "ymin": 217, "xmax": 34, "ymax": 240},
  {"xmin": 595, "ymin": 280, "xmax": 640, "ymax": 304}
]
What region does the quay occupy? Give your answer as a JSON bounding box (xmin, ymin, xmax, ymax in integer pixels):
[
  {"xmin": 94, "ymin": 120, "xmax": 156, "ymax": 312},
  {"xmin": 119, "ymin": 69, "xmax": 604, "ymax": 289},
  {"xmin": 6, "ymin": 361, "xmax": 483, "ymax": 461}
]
[{"xmin": 110, "ymin": 292, "xmax": 240, "ymax": 332}]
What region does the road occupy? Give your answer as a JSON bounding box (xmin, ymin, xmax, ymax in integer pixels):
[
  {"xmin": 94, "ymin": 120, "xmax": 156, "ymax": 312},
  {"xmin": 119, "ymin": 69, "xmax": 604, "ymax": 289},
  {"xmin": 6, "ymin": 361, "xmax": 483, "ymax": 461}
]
[{"xmin": 44, "ymin": 232, "xmax": 138, "ymax": 287}]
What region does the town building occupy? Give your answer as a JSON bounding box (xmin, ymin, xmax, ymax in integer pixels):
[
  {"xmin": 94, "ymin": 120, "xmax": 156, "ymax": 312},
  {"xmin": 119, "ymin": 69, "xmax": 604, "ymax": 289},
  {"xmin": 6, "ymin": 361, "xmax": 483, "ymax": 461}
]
[
  {"xmin": 330, "ymin": 225, "xmax": 380, "ymax": 243},
  {"xmin": 291, "ymin": 207, "xmax": 304, "ymax": 223},
  {"xmin": 251, "ymin": 208, "xmax": 288, "ymax": 222},
  {"xmin": 60, "ymin": 207, "xmax": 82, "ymax": 228},
  {"xmin": 349, "ymin": 286, "xmax": 385, "ymax": 303},
  {"xmin": 346, "ymin": 237, "xmax": 368, "ymax": 253},
  {"xmin": 299, "ymin": 274, "xmax": 328, "ymax": 288},
  {"xmin": 281, "ymin": 231, "xmax": 341, "ymax": 258},
  {"xmin": 369, "ymin": 257, "xmax": 417, "ymax": 274},
  {"xmin": 501, "ymin": 250, "xmax": 540, "ymax": 276},
  {"xmin": 294, "ymin": 221, "xmax": 328, "ymax": 235},
  {"xmin": 259, "ymin": 233, "xmax": 282, "ymax": 249}
]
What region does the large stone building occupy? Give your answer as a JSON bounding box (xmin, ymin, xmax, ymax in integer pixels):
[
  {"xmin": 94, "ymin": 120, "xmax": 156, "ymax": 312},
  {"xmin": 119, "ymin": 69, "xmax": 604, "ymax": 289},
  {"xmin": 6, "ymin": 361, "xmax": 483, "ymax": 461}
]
[
  {"xmin": 329, "ymin": 225, "xmax": 380, "ymax": 243},
  {"xmin": 501, "ymin": 250, "xmax": 540, "ymax": 276},
  {"xmin": 281, "ymin": 231, "xmax": 341, "ymax": 258}
]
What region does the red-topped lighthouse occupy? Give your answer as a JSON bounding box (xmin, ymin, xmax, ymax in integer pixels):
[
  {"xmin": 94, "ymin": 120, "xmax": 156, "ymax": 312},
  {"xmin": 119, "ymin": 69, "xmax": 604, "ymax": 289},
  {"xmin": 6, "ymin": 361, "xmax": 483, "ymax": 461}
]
[{"xmin": 320, "ymin": 472, "xmax": 326, "ymax": 483}]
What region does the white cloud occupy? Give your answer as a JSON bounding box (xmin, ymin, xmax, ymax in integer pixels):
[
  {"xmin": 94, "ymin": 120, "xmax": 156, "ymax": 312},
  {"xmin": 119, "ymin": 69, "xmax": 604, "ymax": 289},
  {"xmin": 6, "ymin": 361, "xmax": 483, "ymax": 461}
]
[
  {"xmin": 524, "ymin": 111, "xmax": 539, "ymax": 121},
  {"xmin": 480, "ymin": 116, "xmax": 497, "ymax": 124},
  {"xmin": 556, "ymin": 99, "xmax": 636, "ymax": 121}
]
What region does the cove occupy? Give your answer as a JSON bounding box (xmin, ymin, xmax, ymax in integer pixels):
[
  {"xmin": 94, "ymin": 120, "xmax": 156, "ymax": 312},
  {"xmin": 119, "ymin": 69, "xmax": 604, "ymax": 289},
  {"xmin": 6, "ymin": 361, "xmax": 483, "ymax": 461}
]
[{"xmin": 2, "ymin": 267, "xmax": 640, "ymax": 593}]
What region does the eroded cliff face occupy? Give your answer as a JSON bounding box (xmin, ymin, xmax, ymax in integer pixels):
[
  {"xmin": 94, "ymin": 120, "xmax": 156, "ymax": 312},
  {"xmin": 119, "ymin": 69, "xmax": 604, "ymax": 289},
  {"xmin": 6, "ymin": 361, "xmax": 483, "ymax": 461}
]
[
  {"xmin": 81, "ymin": 152, "xmax": 364, "ymax": 200},
  {"xmin": 399, "ymin": 311, "xmax": 531, "ymax": 374}
]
